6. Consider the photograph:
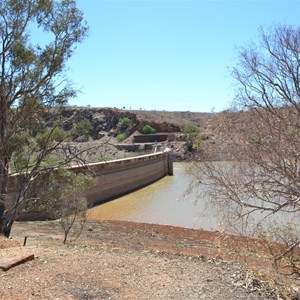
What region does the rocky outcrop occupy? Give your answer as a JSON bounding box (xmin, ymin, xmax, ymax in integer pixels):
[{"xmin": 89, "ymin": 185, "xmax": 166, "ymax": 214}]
[
  {"xmin": 47, "ymin": 107, "xmax": 138, "ymax": 140},
  {"xmin": 44, "ymin": 107, "xmax": 215, "ymax": 161},
  {"xmin": 137, "ymin": 121, "xmax": 180, "ymax": 133},
  {"xmin": 45, "ymin": 107, "xmax": 187, "ymax": 141}
]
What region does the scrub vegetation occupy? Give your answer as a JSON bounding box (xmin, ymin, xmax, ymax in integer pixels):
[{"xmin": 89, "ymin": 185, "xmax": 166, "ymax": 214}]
[
  {"xmin": 191, "ymin": 24, "xmax": 300, "ymax": 276},
  {"xmin": 180, "ymin": 124, "xmax": 200, "ymax": 151},
  {"xmin": 142, "ymin": 124, "xmax": 156, "ymax": 134}
]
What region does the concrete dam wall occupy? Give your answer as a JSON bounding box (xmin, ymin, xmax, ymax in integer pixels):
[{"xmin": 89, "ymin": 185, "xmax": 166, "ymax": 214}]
[
  {"xmin": 7, "ymin": 151, "xmax": 173, "ymax": 208},
  {"xmin": 70, "ymin": 151, "xmax": 173, "ymax": 205}
]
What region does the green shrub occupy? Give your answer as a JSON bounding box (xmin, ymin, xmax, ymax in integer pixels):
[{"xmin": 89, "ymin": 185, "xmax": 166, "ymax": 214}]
[
  {"xmin": 120, "ymin": 117, "xmax": 132, "ymax": 129},
  {"xmin": 142, "ymin": 124, "xmax": 156, "ymax": 134},
  {"xmin": 117, "ymin": 133, "xmax": 126, "ymax": 141},
  {"xmin": 181, "ymin": 124, "xmax": 200, "ymax": 151},
  {"xmin": 73, "ymin": 118, "xmax": 92, "ymax": 136}
]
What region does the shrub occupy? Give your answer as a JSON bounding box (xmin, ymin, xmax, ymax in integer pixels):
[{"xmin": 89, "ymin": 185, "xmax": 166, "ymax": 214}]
[
  {"xmin": 142, "ymin": 124, "xmax": 156, "ymax": 134},
  {"xmin": 25, "ymin": 170, "xmax": 94, "ymax": 244},
  {"xmin": 181, "ymin": 124, "xmax": 200, "ymax": 151},
  {"xmin": 73, "ymin": 118, "xmax": 93, "ymax": 137},
  {"xmin": 59, "ymin": 172, "xmax": 94, "ymax": 244},
  {"xmin": 120, "ymin": 117, "xmax": 132, "ymax": 129},
  {"xmin": 117, "ymin": 133, "xmax": 126, "ymax": 141}
]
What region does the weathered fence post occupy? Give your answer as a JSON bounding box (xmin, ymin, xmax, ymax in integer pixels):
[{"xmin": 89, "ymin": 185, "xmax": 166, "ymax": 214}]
[{"xmin": 167, "ymin": 150, "xmax": 173, "ymax": 176}]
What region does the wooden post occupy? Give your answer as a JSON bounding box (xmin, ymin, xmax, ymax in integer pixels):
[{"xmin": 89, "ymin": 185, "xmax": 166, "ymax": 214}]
[{"xmin": 167, "ymin": 150, "xmax": 173, "ymax": 176}]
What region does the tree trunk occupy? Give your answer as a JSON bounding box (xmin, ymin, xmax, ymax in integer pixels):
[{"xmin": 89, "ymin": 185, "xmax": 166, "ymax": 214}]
[
  {"xmin": 2, "ymin": 219, "xmax": 13, "ymax": 238},
  {"xmin": 0, "ymin": 96, "xmax": 11, "ymax": 237},
  {"xmin": 0, "ymin": 202, "xmax": 13, "ymax": 237},
  {"xmin": 0, "ymin": 201, "xmax": 6, "ymax": 235}
]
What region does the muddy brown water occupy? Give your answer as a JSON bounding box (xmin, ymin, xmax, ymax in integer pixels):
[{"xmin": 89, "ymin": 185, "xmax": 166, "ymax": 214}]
[
  {"xmin": 87, "ymin": 162, "xmax": 300, "ymax": 234},
  {"xmin": 87, "ymin": 163, "xmax": 220, "ymax": 230}
]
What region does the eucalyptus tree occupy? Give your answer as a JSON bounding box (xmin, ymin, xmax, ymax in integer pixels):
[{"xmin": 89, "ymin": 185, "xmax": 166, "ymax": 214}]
[
  {"xmin": 192, "ymin": 25, "xmax": 300, "ymax": 274},
  {"xmin": 0, "ymin": 0, "xmax": 88, "ymax": 237}
]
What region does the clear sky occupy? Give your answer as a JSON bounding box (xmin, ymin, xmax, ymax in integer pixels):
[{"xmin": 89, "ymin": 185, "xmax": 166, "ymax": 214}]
[{"xmin": 66, "ymin": 0, "xmax": 300, "ymax": 112}]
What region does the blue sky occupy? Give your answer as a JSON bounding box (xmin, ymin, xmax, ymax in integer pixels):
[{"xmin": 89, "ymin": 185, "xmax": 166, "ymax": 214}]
[{"xmin": 66, "ymin": 0, "xmax": 300, "ymax": 112}]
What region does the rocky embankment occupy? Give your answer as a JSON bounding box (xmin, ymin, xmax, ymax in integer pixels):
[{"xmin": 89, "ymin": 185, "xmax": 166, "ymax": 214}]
[{"xmin": 47, "ymin": 107, "xmax": 218, "ymax": 162}]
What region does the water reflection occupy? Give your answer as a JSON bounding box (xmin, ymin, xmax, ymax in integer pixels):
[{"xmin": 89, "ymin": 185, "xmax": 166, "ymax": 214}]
[{"xmin": 87, "ymin": 163, "xmax": 220, "ymax": 230}]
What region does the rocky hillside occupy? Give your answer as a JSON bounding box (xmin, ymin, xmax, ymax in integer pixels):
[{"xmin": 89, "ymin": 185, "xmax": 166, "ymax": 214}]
[
  {"xmin": 46, "ymin": 107, "xmax": 218, "ymax": 161},
  {"xmin": 48, "ymin": 107, "xmax": 214, "ymax": 134}
]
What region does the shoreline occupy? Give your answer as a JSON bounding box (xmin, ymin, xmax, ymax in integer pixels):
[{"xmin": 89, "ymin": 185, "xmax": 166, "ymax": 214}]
[{"xmin": 8, "ymin": 219, "xmax": 274, "ymax": 268}]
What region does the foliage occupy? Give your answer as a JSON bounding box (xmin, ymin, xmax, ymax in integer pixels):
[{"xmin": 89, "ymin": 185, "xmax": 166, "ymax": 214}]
[
  {"xmin": 180, "ymin": 124, "xmax": 200, "ymax": 151},
  {"xmin": 72, "ymin": 118, "xmax": 93, "ymax": 137},
  {"xmin": 120, "ymin": 117, "xmax": 132, "ymax": 129},
  {"xmin": 58, "ymin": 172, "xmax": 94, "ymax": 244},
  {"xmin": 26, "ymin": 169, "xmax": 94, "ymax": 244},
  {"xmin": 142, "ymin": 124, "xmax": 156, "ymax": 134},
  {"xmin": 61, "ymin": 197, "xmax": 87, "ymax": 244},
  {"xmin": 257, "ymin": 222, "xmax": 300, "ymax": 276},
  {"xmin": 0, "ymin": 0, "xmax": 88, "ymax": 237},
  {"xmin": 117, "ymin": 133, "xmax": 126, "ymax": 142},
  {"xmin": 191, "ymin": 24, "xmax": 300, "ymax": 272}
]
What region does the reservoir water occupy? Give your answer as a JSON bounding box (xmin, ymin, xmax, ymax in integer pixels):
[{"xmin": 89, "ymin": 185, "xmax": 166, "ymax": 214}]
[{"xmin": 87, "ymin": 163, "xmax": 220, "ymax": 230}]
